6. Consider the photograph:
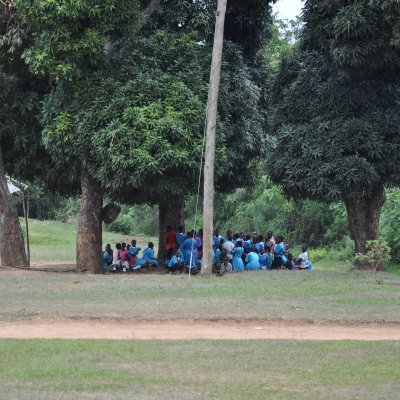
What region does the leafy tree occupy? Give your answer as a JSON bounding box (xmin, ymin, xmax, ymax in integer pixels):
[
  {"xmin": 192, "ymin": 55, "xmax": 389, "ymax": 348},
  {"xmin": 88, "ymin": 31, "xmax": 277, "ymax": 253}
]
[
  {"xmin": 267, "ymin": 0, "xmax": 400, "ymax": 258},
  {"xmin": 19, "ymin": 0, "xmax": 273, "ymax": 269}
]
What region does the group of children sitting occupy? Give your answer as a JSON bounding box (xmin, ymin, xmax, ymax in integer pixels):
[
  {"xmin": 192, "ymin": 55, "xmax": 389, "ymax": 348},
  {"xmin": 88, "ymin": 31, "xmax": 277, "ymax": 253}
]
[
  {"xmin": 102, "ymin": 226, "xmax": 313, "ymax": 274},
  {"xmin": 166, "ymin": 227, "xmax": 313, "ymax": 275},
  {"xmin": 102, "ymin": 240, "xmax": 158, "ymax": 272}
]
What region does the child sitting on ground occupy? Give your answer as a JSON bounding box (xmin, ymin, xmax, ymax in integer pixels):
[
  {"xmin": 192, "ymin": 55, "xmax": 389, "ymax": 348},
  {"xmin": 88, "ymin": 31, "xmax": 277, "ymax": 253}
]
[
  {"xmin": 112, "ymin": 243, "xmax": 121, "ymax": 272},
  {"xmin": 168, "ymin": 249, "xmax": 185, "ymax": 273},
  {"xmin": 259, "ymin": 248, "xmax": 269, "ymax": 270},
  {"xmin": 129, "ymin": 240, "xmax": 141, "ymax": 270},
  {"xmin": 118, "ymin": 242, "xmax": 130, "ymax": 273},
  {"xmin": 217, "ymin": 256, "xmax": 232, "ymax": 276},
  {"xmin": 102, "ymin": 244, "xmax": 113, "ymax": 271},
  {"xmin": 137, "ymin": 242, "xmax": 158, "ymax": 267}
]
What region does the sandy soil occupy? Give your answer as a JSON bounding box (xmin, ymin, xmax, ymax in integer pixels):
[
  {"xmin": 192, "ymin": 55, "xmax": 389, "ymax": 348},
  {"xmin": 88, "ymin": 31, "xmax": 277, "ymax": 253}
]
[{"xmin": 0, "ymin": 318, "xmax": 399, "ymax": 340}]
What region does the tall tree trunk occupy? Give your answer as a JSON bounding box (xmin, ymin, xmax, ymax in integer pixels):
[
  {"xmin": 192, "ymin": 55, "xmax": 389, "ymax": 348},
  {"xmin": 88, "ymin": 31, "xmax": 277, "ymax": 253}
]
[
  {"xmin": 202, "ymin": 0, "xmax": 227, "ymax": 275},
  {"xmin": 0, "ymin": 144, "xmax": 28, "ymax": 267},
  {"xmin": 76, "ymin": 168, "xmax": 103, "ymax": 273},
  {"xmin": 157, "ymin": 199, "xmax": 185, "ymax": 259},
  {"xmin": 344, "ymin": 186, "xmax": 386, "ymax": 258}
]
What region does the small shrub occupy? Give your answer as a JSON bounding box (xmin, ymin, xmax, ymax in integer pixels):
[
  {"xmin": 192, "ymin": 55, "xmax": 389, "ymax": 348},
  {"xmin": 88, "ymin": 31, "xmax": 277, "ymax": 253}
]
[{"xmin": 352, "ymin": 239, "xmax": 391, "ymax": 279}]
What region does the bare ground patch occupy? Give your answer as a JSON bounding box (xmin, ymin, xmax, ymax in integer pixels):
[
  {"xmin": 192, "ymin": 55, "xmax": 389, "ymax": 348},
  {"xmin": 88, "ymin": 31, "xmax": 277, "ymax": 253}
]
[{"xmin": 0, "ymin": 317, "xmax": 399, "ymax": 340}]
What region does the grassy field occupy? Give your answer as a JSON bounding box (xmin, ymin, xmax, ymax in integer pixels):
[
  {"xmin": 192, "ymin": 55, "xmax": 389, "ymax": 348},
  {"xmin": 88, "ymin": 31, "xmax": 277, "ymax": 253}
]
[
  {"xmin": 1, "ymin": 269, "xmax": 400, "ymax": 322},
  {"xmin": 2, "ymin": 219, "xmax": 400, "ymax": 399},
  {"xmin": 0, "ymin": 340, "xmax": 399, "ymax": 400}
]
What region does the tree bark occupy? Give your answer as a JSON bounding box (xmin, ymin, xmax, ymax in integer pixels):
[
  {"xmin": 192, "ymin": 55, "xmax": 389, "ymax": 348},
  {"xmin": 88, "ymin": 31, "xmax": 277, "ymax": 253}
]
[
  {"xmin": 202, "ymin": 0, "xmax": 227, "ymax": 275},
  {"xmin": 157, "ymin": 199, "xmax": 185, "ymax": 259},
  {"xmin": 76, "ymin": 168, "xmax": 103, "ymax": 273},
  {"xmin": 0, "ymin": 144, "xmax": 28, "ymax": 267},
  {"xmin": 344, "ymin": 186, "xmax": 386, "ymax": 258}
]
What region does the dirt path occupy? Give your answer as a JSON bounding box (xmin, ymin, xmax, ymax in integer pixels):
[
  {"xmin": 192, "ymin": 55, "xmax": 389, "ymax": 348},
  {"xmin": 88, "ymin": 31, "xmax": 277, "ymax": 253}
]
[{"xmin": 0, "ymin": 318, "xmax": 399, "ymax": 340}]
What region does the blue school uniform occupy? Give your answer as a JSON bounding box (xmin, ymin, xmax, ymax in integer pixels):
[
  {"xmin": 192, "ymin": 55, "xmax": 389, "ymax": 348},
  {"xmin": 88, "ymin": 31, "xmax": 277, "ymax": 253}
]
[
  {"xmin": 213, "ymin": 247, "xmax": 221, "ymax": 265},
  {"xmin": 243, "ymin": 240, "xmax": 252, "ymax": 252},
  {"xmin": 232, "ymin": 247, "xmax": 244, "ymax": 271},
  {"xmin": 129, "ymin": 246, "xmax": 141, "ymax": 257},
  {"xmin": 259, "ymin": 253, "xmax": 269, "ymax": 270},
  {"xmin": 176, "ymin": 232, "xmax": 186, "ymax": 251},
  {"xmin": 168, "ymin": 255, "xmax": 183, "ymax": 269},
  {"xmin": 274, "ymin": 242, "xmax": 284, "ymax": 258},
  {"xmin": 102, "ymin": 251, "xmax": 112, "ymax": 271},
  {"xmin": 136, "ymin": 247, "xmax": 158, "ymax": 266},
  {"xmin": 213, "ymin": 234, "xmax": 224, "ymax": 246},
  {"xmin": 245, "ymin": 251, "xmax": 260, "ymax": 270},
  {"xmin": 182, "ymin": 238, "xmax": 197, "ymax": 266}
]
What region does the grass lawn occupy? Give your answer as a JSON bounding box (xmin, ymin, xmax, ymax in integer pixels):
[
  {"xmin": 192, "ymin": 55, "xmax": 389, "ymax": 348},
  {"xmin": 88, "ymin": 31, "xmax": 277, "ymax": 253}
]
[
  {"xmin": 1, "ymin": 339, "xmax": 399, "ymax": 400},
  {"xmin": 2, "ymin": 219, "xmax": 400, "ymax": 399},
  {"xmin": 1, "ymin": 269, "xmax": 399, "ymax": 322}
]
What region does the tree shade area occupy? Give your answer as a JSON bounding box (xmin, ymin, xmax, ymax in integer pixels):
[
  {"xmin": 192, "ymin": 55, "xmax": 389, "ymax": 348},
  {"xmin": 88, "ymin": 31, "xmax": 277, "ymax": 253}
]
[
  {"xmin": 0, "ymin": 0, "xmax": 400, "ymax": 272},
  {"xmin": 267, "ymin": 0, "xmax": 400, "ymax": 255}
]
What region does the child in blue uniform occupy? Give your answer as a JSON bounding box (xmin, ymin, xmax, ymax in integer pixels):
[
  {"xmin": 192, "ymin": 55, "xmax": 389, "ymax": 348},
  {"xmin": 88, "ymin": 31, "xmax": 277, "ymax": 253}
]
[
  {"xmin": 232, "ymin": 241, "xmax": 245, "ymax": 271},
  {"xmin": 245, "ymin": 248, "xmax": 260, "ymax": 270},
  {"xmin": 102, "ymin": 244, "xmax": 113, "ymax": 271},
  {"xmin": 176, "ymin": 225, "xmax": 186, "ymax": 251},
  {"xmin": 168, "ymin": 249, "xmax": 185, "ymax": 273},
  {"xmin": 272, "ymin": 236, "xmax": 285, "ymax": 269},
  {"xmin": 182, "ymin": 232, "xmax": 197, "ymax": 267},
  {"xmin": 136, "ymin": 242, "xmax": 158, "ymax": 267}
]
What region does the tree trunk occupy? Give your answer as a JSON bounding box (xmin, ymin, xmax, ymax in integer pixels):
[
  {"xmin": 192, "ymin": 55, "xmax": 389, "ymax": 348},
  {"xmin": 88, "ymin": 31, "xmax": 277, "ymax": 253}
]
[
  {"xmin": 202, "ymin": 0, "xmax": 227, "ymax": 275},
  {"xmin": 344, "ymin": 186, "xmax": 386, "ymax": 258},
  {"xmin": 157, "ymin": 199, "xmax": 185, "ymax": 259},
  {"xmin": 76, "ymin": 168, "xmax": 103, "ymax": 273},
  {"xmin": 0, "ymin": 144, "xmax": 28, "ymax": 268}
]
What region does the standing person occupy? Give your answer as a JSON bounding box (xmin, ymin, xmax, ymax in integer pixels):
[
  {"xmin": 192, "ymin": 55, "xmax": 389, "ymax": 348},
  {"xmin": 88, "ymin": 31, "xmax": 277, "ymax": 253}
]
[
  {"xmin": 266, "ymin": 231, "xmax": 275, "ymax": 258},
  {"xmin": 182, "ymin": 231, "xmax": 197, "ymax": 267},
  {"xmin": 222, "ymin": 234, "xmax": 235, "ymax": 261},
  {"xmin": 165, "ymin": 225, "xmax": 177, "ymax": 260},
  {"xmin": 232, "ymin": 240, "xmax": 245, "ymax": 271},
  {"xmin": 176, "ymin": 225, "xmax": 186, "ymax": 251},
  {"xmin": 271, "ymin": 236, "xmax": 284, "ymax": 269}
]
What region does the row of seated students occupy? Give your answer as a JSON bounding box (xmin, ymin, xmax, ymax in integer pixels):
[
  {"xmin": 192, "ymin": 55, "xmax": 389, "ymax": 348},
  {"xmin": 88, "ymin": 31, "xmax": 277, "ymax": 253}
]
[
  {"xmin": 102, "ymin": 227, "xmax": 313, "ymax": 273},
  {"xmin": 102, "ymin": 241, "xmax": 158, "ymax": 272},
  {"xmin": 165, "ymin": 226, "xmax": 313, "ymax": 274}
]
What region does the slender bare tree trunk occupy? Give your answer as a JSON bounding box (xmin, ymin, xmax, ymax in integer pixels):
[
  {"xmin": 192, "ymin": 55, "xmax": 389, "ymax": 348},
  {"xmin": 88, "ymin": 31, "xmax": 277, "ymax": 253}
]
[
  {"xmin": 344, "ymin": 186, "xmax": 386, "ymax": 267},
  {"xmin": 202, "ymin": 0, "xmax": 227, "ymax": 275},
  {"xmin": 76, "ymin": 168, "xmax": 103, "ymax": 273},
  {"xmin": 0, "ymin": 144, "xmax": 28, "ymax": 267},
  {"xmin": 157, "ymin": 199, "xmax": 185, "ymax": 259}
]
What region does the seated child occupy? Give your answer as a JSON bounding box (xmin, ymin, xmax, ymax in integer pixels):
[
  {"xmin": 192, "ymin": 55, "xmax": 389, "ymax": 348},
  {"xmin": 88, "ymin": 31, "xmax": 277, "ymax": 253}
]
[
  {"xmin": 112, "ymin": 243, "xmax": 122, "ymax": 272},
  {"xmin": 284, "ymin": 253, "xmax": 296, "ymax": 270},
  {"xmin": 217, "ymin": 256, "xmax": 232, "ymax": 276},
  {"xmin": 168, "ymin": 249, "xmax": 185, "ymax": 273},
  {"xmin": 259, "ymin": 248, "xmax": 269, "ymax": 270},
  {"xmin": 243, "ymin": 235, "xmax": 252, "ymax": 253},
  {"xmin": 102, "ymin": 244, "xmax": 113, "ymax": 271},
  {"xmin": 118, "ymin": 242, "xmax": 130, "ymax": 273},
  {"xmin": 129, "ymin": 240, "xmax": 141, "ymax": 269},
  {"xmin": 296, "ymin": 245, "xmax": 313, "ymax": 270},
  {"xmin": 136, "ymin": 242, "xmax": 158, "ymax": 267},
  {"xmin": 245, "ymin": 247, "xmax": 260, "ymax": 270}
]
